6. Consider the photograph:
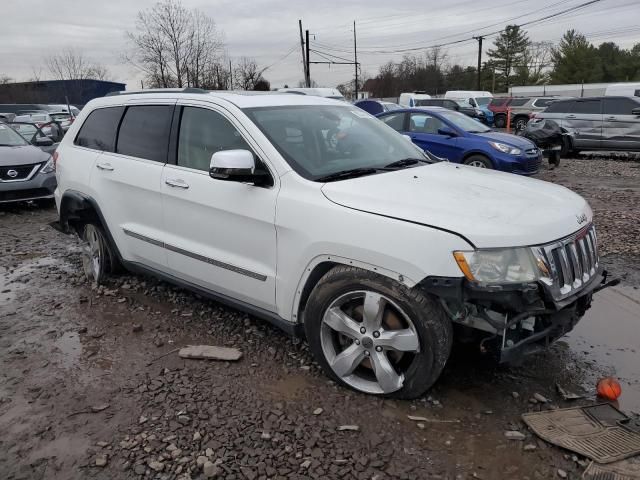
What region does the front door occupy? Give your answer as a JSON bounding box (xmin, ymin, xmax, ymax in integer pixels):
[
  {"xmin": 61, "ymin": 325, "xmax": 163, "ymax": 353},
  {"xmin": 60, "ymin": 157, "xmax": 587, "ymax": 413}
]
[
  {"xmin": 407, "ymin": 112, "xmax": 460, "ymax": 160},
  {"xmin": 88, "ymin": 102, "xmax": 174, "ymax": 270},
  {"xmin": 564, "ymin": 99, "xmax": 602, "ymax": 149},
  {"xmin": 160, "ymin": 103, "xmax": 278, "ymax": 312},
  {"xmin": 602, "ymin": 97, "xmax": 640, "ymax": 150}
]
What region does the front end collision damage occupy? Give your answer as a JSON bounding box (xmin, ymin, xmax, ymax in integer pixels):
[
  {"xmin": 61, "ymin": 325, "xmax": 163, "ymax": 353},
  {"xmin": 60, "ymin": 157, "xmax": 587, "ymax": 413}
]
[{"xmin": 418, "ymin": 268, "xmax": 618, "ymax": 363}]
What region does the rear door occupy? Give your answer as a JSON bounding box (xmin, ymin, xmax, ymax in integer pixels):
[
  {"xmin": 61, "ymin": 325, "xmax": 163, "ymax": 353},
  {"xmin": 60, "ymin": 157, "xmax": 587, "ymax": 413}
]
[
  {"xmin": 89, "ymin": 101, "xmax": 174, "ymax": 270},
  {"xmin": 407, "ymin": 112, "xmax": 460, "ymax": 160},
  {"xmin": 160, "ymin": 102, "xmax": 278, "ymax": 312},
  {"xmin": 564, "ymin": 98, "xmax": 602, "ymax": 149},
  {"xmin": 602, "ymin": 97, "xmax": 640, "ymax": 150}
]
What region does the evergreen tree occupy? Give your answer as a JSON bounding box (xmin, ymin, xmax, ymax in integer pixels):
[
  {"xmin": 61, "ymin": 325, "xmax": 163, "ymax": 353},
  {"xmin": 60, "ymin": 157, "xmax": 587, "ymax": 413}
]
[
  {"xmin": 551, "ymin": 30, "xmax": 601, "ymax": 83},
  {"xmin": 486, "ymin": 25, "xmax": 530, "ymax": 91}
]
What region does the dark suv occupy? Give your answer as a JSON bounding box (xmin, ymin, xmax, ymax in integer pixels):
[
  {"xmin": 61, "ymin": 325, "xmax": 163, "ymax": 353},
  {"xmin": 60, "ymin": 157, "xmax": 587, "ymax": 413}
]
[{"xmin": 534, "ymin": 96, "xmax": 640, "ymax": 153}]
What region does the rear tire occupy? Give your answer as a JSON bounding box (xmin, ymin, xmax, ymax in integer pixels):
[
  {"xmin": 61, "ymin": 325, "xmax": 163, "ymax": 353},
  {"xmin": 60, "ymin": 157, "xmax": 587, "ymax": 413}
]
[
  {"xmin": 81, "ymin": 223, "xmax": 117, "ymax": 285},
  {"xmin": 494, "ymin": 114, "xmax": 506, "ymax": 129},
  {"xmin": 463, "ymin": 155, "xmax": 493, "ymax": 169},
  {"xmin": 304, "ymin": 266, "xmax": 453, "ymax": 399},
  {"xmin": 514, "ymin": 116, "xmax": 529, "ymax": 132}
]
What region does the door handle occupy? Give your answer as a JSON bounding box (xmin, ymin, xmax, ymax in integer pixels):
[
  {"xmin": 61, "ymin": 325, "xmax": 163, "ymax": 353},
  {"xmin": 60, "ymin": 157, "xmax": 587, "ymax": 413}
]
[
  {"xmin": 566, "ymin": 115, "xmax": 576, "ymax": 118},
  {"xmin": 605, "ymin": 116, "xmax": 616, "ymax": 120},
  {"xmin": 96, "ymin": 162, "xmax": 114, "ymax": 171},
  {"xmin": 165, "ymin": 178, "xmax": 189, "ymax": 189}
]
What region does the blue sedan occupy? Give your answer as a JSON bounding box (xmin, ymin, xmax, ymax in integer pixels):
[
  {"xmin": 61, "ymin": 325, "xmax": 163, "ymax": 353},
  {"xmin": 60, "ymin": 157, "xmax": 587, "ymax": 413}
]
[{"xmin": 376, "ymin": 107, "xmax": 542, "ymax": 175}]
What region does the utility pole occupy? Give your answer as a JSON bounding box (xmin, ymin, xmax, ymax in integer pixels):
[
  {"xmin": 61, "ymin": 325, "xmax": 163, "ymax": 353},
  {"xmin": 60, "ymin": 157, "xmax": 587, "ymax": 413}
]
[
  {"xmin": 298, "ymin": 20, "xmax": 308, "ymax": 86},
  {"xmin": 229, "ymin": 59, "xmax": 233, "ymax": 89},
  {"xmin": 353, "ymin": 21, "xmax": 358, "ymax": 100},
  {"xmin": 305, "ymin": 30, "xmax": 311, "ymax": 87},
  {"xmin": 473, "ymin": 36, "xmax": 483, "ymax": 91}
]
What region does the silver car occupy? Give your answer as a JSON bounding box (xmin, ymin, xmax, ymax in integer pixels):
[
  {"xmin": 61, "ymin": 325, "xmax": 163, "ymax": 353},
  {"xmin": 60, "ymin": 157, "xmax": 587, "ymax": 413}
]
[{"xmin": 535, "ymin": 96, "xmax": 640, "ymax": 153}]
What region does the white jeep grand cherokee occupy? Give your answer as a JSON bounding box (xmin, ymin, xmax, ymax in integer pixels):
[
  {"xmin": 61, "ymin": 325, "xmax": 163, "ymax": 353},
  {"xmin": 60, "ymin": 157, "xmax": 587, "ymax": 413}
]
[{"xmin": 54, "ymin": 89, "xmax": 607, "ymax": 398}]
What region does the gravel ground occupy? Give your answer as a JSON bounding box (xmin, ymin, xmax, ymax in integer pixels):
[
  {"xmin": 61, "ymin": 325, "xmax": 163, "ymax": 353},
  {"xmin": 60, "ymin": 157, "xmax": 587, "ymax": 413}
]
[{"xmin": 1, "ymin": 157, "xmax": 639, "ymax": 480}]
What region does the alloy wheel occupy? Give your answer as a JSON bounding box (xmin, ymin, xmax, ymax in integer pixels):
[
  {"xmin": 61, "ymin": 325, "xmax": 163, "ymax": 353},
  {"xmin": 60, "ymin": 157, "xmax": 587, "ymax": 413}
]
[
  {"xmin": 82, "ymin": 224, "xmax": 103, "ymax": 283},
  {"xmin": 467, "ymin": 160, "xmax": 487, "ymax": 168},
  {"xmin": 320, "ymin": 290, "xmax": 420, "ymax": 394}
]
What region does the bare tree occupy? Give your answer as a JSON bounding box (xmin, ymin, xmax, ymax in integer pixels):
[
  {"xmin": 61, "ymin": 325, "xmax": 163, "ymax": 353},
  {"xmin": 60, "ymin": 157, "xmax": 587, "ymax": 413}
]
[
  {"xmin": 0, "ymin": 75, "xmax": 12, "ymax": 85},
  {"xmin": 45, "ymin": 48, "xmax": 110, "ymax": 80},
  {"xmin": 127, "ymin": 0, "xmax": 226, "ymax": 89},
  {"xmin": 234, "ymin": 57, "xmax": 261, "ymax": 90}
]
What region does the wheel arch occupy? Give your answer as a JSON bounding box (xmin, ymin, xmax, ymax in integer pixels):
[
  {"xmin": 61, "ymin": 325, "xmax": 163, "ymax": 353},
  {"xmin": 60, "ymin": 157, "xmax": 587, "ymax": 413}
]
[
  {"xmin": 292, "ymin": 255, "xmax": 417, "ymax": 325},
  {"xmin": 461, "ymin": 150, "xmax": 494, "ymax": 167}
]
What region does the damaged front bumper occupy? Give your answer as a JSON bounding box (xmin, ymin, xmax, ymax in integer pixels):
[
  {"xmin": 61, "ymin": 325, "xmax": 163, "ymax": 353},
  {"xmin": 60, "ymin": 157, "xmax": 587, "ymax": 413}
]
[{"xmin": 420, "ymin": 266, "xmax": 617, "ymax": 363}]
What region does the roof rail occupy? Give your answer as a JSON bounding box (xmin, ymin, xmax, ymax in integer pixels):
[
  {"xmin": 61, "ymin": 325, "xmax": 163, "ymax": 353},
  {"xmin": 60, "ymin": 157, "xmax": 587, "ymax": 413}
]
[{"xmin": 105, "ymin": 87, "xmax": 209, "ymax": 97}]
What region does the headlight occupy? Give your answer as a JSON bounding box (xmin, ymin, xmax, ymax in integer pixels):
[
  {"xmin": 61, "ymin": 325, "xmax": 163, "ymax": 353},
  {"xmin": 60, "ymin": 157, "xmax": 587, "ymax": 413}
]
[
  {"xmin": 40, "ymin": 157, "xmax": 54, "ymax": 174},
  {"xmin": 488, "ymin": 141, "xmax": 521, "ymax": 155},
  {"xmin": 453, "ymin": 248, "xmax": 550, "ymax": 284}
]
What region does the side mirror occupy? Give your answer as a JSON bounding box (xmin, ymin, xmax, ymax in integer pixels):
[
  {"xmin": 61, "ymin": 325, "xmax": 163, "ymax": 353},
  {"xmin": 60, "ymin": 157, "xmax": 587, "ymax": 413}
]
[
  {"xmin": 209, "ymin": 149, "xmax": 271, "ymax": 186},
  {"xmin": 632, "ymin": 107, "xmax": 640, "ymax": 116},
  {"xmin": 437, "ymin": 127, "xmax": 457, "ymax": 137},
  {"xmin": 34, "ymin": 136, "xmax": 54, "ymax": 147}
]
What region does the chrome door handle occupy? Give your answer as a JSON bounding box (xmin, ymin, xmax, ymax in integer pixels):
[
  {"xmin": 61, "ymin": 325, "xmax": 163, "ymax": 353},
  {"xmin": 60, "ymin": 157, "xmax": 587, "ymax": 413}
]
[
  {"xmin": 605, "ymin": 116, "xmax": 616, "ymax": 120},
  {"xmin": 566, "ymin": 115, "xmax": 576, "ymax": 118},
  {"xmin": 96, "ymin": 162, "xmax": 114, "ymax": 171},
  {"xmin": 165, "ymin": 178, "xmax": 189, "ymax": 189}
]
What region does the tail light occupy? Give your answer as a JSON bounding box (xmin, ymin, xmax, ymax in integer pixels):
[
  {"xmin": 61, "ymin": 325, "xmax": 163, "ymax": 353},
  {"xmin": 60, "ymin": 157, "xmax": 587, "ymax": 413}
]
[{"xmin": 52, "ymin": 151, "xmax": 59, "ymax": 170}]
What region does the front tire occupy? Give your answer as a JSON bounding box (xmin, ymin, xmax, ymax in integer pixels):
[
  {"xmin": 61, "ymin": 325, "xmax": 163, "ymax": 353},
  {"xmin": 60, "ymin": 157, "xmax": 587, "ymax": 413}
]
[
  {"xmin": 463, "ymin": 155, "xmax": 493, "ymax": 169},
  {"xmin": 81, "ymin": 224, "xmax": 114, "ymax": 285},
  {"xmin": 304, "ymin": 266, "xmax": 453, "ymax": 399}
]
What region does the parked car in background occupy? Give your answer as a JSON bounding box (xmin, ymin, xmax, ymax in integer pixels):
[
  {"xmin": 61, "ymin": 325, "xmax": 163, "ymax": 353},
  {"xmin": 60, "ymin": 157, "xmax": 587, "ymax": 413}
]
[
  {"xmin": 277, "ymin": 87, "xmax": 345, "ymax": 101},
  {"xmin": 377, "ymin": 107, "xmax": 541, "ymax": 175},
  {"xmin": 488, "ymin": 97, "xmax": 513, "ymax": 128},
  {"xmin": 0, "ymin": 113, "xmax": 16, "ymax": 122},
  {"xmin": 353, "ymin": 99, "xmax": 401, "ymax": 115},
  {"xmin": 6, "ymin": 122, "xmax": 59, "ymax": 154},
  {"xmin": 533, "ymin": 96, "xmax": 640, "ymax": 153},
  {"xmin": 413, "ymin": 98, "xmax": 487, "ymax": 123},
  {"xmin": 46, "ymin": 104, "xmax": 81, "ymax": 117},
  {"xmin": 605, "ymin": 83, "xmax": 640, "ymax": 97},
  {"xmin": 54, "ymin": 89, "xmax": 603, "ymax": 398},
  {"xmin": 509, "ymin": 97, "xmax": 573, "ymax": 131},
  {"xmin": 444, "ymin": 90, "xmax": 494, "ymax": 125},
  {"xmin": 13, "ymin": 113, "xmax": 63, "ymax": 141},
  {"xmin": 0, "ymin": 103, "xmax": 51, "ymax": 115},
  {"xmin": 0, "ymin": 122, "xmax": 56, "ymax": 204},
  {"xmin": 50, "ymin": 112, "xmax": 74, "ymax": 132},
  {"xmin": 398, "ymin": 92, "xmax": 431, "ymax": 107}
]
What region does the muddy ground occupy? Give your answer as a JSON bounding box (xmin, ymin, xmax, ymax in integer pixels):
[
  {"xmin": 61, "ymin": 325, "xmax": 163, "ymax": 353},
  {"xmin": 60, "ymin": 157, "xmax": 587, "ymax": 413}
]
[{"xmin": 1, "ymin": 157, "xmax": 639, "ymax": 480}]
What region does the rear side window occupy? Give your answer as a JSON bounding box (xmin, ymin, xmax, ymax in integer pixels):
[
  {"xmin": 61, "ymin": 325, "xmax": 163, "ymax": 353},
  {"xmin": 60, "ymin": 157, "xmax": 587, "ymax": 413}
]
[
  {"xmin": 380, "ymin": 113, "xmax": 405, "ymax": 131},
  {"xmin": 509, "ymin": 98, "xmax": 530, "ymax": 107},
  {"xmin": 544, "ymin": 100, "xmax": 573, "ymax": 113},
  {"xmin": 603, "ymin": 97, "xmax": 639, "ymax": 115},
  {"xmin": 116, "ymin": 105, "xmax": 173, "ymax": 162},
  {"xmin": 572, "ymin": 99, "xmax": 601, "ymax": 114},
  {"xmin": 74, "ymin": 106, "xmax": 124, "ymax": 151},
  {"xmin": 532, "ymin": 98, "xmax": 555, "ymax": 108}
]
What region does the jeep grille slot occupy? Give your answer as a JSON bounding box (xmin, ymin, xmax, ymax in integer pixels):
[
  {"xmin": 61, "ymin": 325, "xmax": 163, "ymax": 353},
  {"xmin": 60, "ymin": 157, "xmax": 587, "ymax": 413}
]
[{"xmin": 538, "ymin": 224, "xmax": 598, "ymax": 301}]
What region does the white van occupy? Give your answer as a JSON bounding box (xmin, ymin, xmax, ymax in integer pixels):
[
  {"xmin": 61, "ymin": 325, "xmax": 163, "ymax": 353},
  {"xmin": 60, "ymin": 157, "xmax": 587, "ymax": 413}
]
[
  {"xmin": 398, "ymin": 92, "xmax": 432, "ymax": 107},
  {"xmin": 277, "ymin": 87, "xmax": 345, "ymax": 101},
  {"xmin": 444, "ymin": 90, "xmax": 493, "ymax": 109},
  {"xmin": 605, "ymin": 83, "xmax": 640, "ymax": 97}
]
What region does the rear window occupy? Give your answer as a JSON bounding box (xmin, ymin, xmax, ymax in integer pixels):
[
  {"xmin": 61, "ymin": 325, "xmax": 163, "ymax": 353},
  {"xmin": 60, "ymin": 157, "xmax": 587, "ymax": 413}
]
[
  {"xmin": 603, "ymin": 97, "xmax": 640, "ymax": 115},
  {"xmin": 74, "ymin": 106, "xmax": 124, "ymax": 151},
  {"xmin": 532, "ymin": 98, "xmax": 556, "ymax": 108},
  {"xmin": 509, "ymin": 98, "xmax": 530, "ymax": 107},
  {"xmin": 116, "ymin": 105, "xmax": 173, "ymax": 162},
  {"xmin": 414, "ymin": 99, "xmax": 438, "ymax": 106},
  {"xmin": 544, "ymin": 100, "xmax": 573, "ymax": 113}
]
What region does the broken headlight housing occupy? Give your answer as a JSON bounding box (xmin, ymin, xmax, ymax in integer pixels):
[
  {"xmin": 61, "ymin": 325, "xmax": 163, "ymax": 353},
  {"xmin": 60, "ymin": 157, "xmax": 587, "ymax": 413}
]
[{"xmin": 453, "ymin": 248, "xmax": 549, "ymax": 285}]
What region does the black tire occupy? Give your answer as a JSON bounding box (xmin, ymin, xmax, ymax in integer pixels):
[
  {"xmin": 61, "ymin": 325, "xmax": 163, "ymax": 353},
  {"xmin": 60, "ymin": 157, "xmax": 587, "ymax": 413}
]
[
  {"xmin": 514, "ymin": 116, "xmax": 529, "ymax": 132},
  {"xmin": 463, "ymin": 155, "xmax": 493, "ymax": 169},
  {"xmin": 304, "ymin": 266, "xmax": 453, "ymax": 399},
  {"xmin": 560, "ymin": 136, "xmax": 573, "ymax": 157},
  {"xmin": 494, "ymin": 114, "xmax": 506, "ymax": 129},
  {"xmin": 81, "ymin": 223, "xmax": 117, "ymax": 284}
]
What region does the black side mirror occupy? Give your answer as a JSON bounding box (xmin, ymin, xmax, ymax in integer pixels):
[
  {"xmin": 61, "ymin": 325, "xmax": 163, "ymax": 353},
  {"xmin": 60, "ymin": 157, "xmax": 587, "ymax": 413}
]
[
  {"xmin": 34, "ymin": 136, "xmax": 54, "ymax": 147},
  {"xmin": 437, "ymin": 127, "xmax": 457, "ymax": 137}
]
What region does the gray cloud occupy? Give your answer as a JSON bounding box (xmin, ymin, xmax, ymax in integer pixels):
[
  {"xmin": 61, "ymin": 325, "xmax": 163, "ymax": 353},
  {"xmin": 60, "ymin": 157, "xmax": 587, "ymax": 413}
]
[{"xmin": 0, "ymin": 0, "xmax": 637, "ymax": 88}]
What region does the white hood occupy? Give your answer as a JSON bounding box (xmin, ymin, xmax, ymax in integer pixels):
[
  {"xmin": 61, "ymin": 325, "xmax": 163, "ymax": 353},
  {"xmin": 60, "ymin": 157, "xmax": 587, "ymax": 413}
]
[{"xmin": 321, "ymin": 162, "xmax": 592, "ymax": 248}]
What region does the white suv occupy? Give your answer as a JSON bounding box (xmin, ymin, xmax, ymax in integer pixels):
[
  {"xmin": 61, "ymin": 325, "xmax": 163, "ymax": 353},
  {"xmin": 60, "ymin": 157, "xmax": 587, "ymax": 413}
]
[{"xmin": 55, "ymin": 89, "xmax": 607, "ymax": 398}]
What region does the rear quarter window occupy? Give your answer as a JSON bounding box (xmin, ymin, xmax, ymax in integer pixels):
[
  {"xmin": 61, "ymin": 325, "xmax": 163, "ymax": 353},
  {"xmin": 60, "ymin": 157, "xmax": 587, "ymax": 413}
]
[{"xmin": 74, "ymin": 106, "xmax": 125, "ymax": 151}]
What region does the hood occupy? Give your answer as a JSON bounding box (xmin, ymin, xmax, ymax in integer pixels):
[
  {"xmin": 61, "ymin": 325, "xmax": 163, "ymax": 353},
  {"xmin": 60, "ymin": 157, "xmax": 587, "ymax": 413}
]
[
  {"xmin": 0, "ymin": 144, "xmax": 50, "ymax": 167},
  {"xmin": 321, "ymin": 162, "xmax": 591, "ymax": 248},
  {"xmin": 475, "ymin": 131, "xmax": 535, "ymax": 149}
]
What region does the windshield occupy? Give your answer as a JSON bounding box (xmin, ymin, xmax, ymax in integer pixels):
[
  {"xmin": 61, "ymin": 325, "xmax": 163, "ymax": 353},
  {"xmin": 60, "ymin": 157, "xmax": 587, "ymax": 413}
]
[
  {"xmin": 475, "ymin": 97, "xmax": 491, "ymax": 107},
  {"xmin": 439, "ymin": 111, "xmax": 491, "ymax": 133},
  {"xmin": 414, "ymin": 99, "xmax": 435, "ymax": 107},
  {"xmin": 0, "ymin": 123, "xmax": 29, "ymax": 146},
  {"xmin": 244, "ymin": 105, "xmax": 429, "ymax": 181}
]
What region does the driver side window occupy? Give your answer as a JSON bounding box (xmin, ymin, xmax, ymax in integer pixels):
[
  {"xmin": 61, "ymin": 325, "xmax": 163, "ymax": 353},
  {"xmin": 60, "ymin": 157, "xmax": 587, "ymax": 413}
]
[
  {"xmin": 409, "ymin": 113, "xmax": 445, "ymax": 135},
  {"xmin": 177, "ymin": 107, "xmax": 252, "ymax": 172}
]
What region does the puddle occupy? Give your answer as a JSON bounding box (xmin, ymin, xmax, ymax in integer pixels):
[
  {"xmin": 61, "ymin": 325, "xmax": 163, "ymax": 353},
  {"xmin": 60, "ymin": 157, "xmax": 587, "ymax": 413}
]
[{"xmin": 566, "ymin": 285, "xmax": 640, "ymax": 412}]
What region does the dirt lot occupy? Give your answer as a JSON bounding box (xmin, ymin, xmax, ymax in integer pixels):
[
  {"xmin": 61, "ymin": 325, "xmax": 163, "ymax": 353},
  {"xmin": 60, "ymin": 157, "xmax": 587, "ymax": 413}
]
[{"xmin": 1, "ymin": 157, "xmax": 639, "ymax": 480}]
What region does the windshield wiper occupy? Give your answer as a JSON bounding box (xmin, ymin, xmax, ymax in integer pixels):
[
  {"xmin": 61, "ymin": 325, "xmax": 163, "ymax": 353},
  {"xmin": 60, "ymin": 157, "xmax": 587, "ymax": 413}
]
[
  {"xmin": 383, "ymin": 158, "xmax": 428, "ymax": 169},
  {"xmin": 316, "ymin": 167, "xmax": 381, "ymax": 182}
]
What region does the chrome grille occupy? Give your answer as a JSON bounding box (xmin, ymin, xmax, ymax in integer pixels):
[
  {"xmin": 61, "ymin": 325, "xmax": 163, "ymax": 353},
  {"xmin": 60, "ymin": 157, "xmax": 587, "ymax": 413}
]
[
  {"xmin": 0, "ymin": 163, "xmax": 41, "ymax": 182},
  {"xmin": 534, "ymin": 224, "xmax": 598, "ymax": 301}
]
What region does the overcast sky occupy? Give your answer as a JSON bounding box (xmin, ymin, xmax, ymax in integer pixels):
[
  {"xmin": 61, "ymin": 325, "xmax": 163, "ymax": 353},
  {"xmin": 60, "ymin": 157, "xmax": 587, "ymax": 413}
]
[{"xmin": 1, "ymin": 0, "xmax": 638, "ymax": 89}]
